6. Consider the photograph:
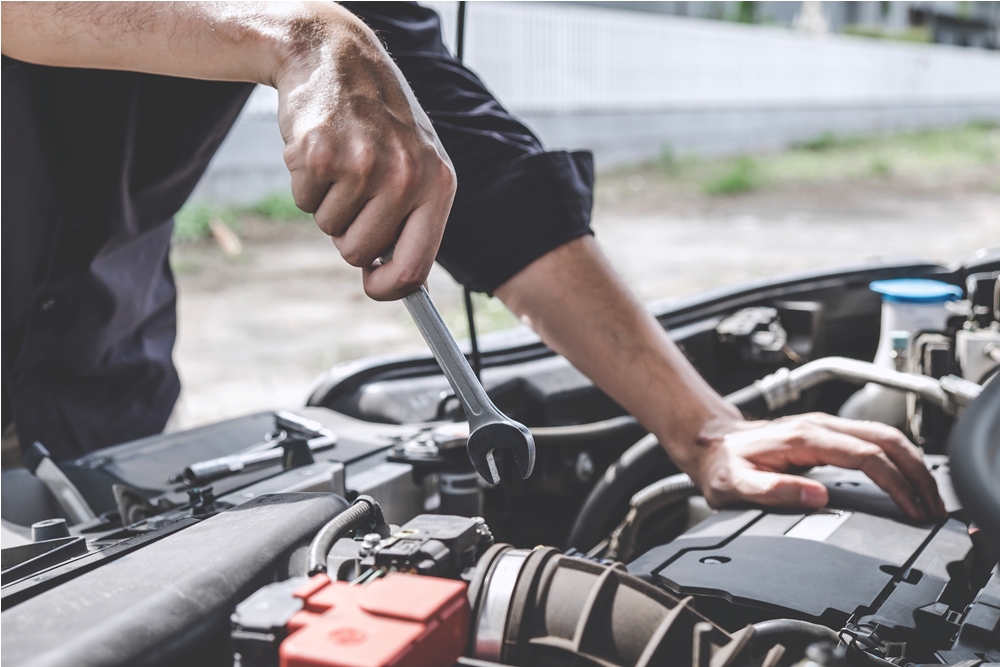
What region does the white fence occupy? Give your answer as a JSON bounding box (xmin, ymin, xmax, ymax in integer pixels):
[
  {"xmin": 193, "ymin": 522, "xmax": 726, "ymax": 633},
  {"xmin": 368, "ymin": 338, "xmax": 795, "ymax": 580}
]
[
  {"xmin": 427, "ymin": 1, "xmax": 1000, "ymax": 112},
  {"xmin": 195, "ymin": 2, "xmax": 1000, "ymax": 202}
]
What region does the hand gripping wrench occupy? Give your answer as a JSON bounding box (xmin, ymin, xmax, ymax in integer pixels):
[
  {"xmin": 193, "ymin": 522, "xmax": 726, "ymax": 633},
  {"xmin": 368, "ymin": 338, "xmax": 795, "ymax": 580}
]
[{"xmin": 383, "ymin": 255, "xmax": 535, "ymax": 484}]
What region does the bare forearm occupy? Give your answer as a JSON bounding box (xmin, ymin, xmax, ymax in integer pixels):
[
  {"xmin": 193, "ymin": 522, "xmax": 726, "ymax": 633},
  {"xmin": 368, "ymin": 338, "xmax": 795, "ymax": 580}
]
[
  {"xmin": 495, "ymin": 236, "xmax": 741, "ymax": 469},
  {"xmin": 497, "ymin": 237, "xmax": 945, "ymax": 519},
  {"xmin": 0, "ymin": 2, "xmax": 367, "ymax": 87},
  {"xmin": 2, "ymin": 2, "xmax": 455, "ymax": 299}
]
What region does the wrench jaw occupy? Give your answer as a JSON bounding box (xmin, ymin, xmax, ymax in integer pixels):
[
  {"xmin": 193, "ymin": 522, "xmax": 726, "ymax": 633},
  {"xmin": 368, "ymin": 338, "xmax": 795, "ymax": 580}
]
[{"xmin": 467, "ymin": 422, "xmax": 536, "ymax": 485}]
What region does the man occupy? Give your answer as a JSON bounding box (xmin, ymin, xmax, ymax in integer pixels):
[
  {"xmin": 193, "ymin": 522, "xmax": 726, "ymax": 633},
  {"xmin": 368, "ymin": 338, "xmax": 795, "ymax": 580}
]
[{"xmin": 1, "ymin": 2, "xmax": 945, "ymax": 520}]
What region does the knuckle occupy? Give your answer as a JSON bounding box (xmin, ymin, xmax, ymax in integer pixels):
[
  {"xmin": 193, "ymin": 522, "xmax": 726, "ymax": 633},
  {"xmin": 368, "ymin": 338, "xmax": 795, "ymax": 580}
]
[
  {"xmin": 394, "ymin": 263, "xmax": 427, "ymax": 293},
  {"xmin": 289, "ymin": 176, "xmax": 319, "ymax": 214},
  {"xmin": 437, "ymin": 159, "xmax": 457, "ymax": 193},
  {"xmin": 706, "ymin": 466, "xmax": 734, "ymax": 495},
  {"xmin": 395, "ymin": 164, "xmax": 418, "ymax": 194},
  {"xmin": 701, "ymin": 476, "xmax": 731, "ymax": 509},
  {"xmin": 860, "ymin": 447, "xmax": 890, "ymax": 469},
  {"xmin": 363, "ymin": 281, "xmax": 391, "ymax": 302},
  {"xmin": 351, "ymin": 145, "xmax": 378, "ymax": 177},
  {"xmin": 863, "ymin": 443, "xmax": 887, "ymax": 459},
  {"xmin": 291, "ymin": 190, "xmax": 316, "ymax": 214},
  {"xmin": 759, "ymin": 475, "xmax": 783, "ymax": 495},
  {"xmin": 394, "ymin": 148, "xmax": 419, "ymax": 181},
  {"xmin": 869, "ymin": 421, "xmax": 909, "ymax": 448},
  {"xmin": 313, "ymin": 212, "xmax": 339, "ymax": 236},
  {"xmin": 305, "ymin": 141, "xmax": 336, "ymax": 174},
  {"xmin": 282, "ymin": 142, "xmax": 298, "ymax": 166},
  {"xmin": 892, "ymin": 430, "xmax": 918, "ymax": 451},
  {"xmin": 784, "ymin": 421, "xmax": 814, "ymax": 447},
  {"xmin": 869, "ymin": 420, "xmax": 900, "ymax": 439},
  {"xmin": 339, "ymin": 244, "xmax": 367, "ymax": 268}
]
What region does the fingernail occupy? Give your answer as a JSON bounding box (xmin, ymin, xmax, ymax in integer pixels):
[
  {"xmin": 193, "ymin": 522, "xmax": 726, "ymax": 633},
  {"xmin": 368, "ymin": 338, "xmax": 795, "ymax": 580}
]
[{"xmin": 800, "ymin": 486, "xmax": 826, "ymax": 507}]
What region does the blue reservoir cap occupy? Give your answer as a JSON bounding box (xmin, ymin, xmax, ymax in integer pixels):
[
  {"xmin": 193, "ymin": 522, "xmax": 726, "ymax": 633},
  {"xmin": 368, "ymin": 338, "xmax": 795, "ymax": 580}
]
[{"xmin": 870, "ymin": 279, "xmax": 963, "ymax": 304}]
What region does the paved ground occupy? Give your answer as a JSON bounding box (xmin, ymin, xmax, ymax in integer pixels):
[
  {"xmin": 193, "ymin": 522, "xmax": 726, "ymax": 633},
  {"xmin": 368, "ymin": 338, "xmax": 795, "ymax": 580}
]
[{"xmin": 169, "ymin": 180, "xmax": 999, "ymax": 431}]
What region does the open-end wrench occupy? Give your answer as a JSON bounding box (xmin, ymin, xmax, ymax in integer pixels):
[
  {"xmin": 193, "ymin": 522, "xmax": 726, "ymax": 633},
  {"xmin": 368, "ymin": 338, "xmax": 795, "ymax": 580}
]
[{"xmin": 383, "ymin": 256, "xmax": 535, "ymax": 484}]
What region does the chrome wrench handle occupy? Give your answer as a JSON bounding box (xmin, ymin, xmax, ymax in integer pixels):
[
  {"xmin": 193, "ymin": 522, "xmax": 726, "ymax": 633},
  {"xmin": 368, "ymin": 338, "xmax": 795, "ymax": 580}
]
[
  {"xmin": 401, "ymin": 286, "xmax": 488, "ymax": 419},
  {"xmin": 382, "ymin": 252, "xmax": 534, "ymax": 484}
]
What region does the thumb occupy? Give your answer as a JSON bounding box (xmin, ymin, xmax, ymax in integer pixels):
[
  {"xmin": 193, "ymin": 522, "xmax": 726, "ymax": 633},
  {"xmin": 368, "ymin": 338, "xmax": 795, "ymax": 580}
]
[{"xmin": 735, "ymin": 469, "xmax": 829, "ymax": 509}]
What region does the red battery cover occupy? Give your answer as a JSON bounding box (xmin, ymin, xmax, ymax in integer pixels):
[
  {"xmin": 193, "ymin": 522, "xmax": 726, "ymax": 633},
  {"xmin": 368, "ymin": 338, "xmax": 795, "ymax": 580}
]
[{"xmin": 279, "ymin": 572, "xmax": 470, "ymax": 667}]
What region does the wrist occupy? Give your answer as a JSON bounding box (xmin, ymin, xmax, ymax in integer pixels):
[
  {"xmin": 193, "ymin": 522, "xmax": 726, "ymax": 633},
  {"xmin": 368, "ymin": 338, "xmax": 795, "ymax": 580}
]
[
  {"xmin": 654, "ymin": 407, "xmax": 742, "ymax": 476},
  {"xmin": 269, "ymin": 3, "xmax": 381, "ymax": 90}
]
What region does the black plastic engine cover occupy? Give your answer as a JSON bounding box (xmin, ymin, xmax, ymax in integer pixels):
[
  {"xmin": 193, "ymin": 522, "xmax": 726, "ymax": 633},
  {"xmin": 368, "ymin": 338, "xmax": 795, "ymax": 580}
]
[
  {"xmin": 40, "ymin": 407, "xmax": 417, "ymax": 518},
  {"xmin": 628, "ymin": 509, "xmax": 966, "ymax": 631},
  {"xmin": 1, "ymin": 492, "xmax": 349, "ymax": 667}
]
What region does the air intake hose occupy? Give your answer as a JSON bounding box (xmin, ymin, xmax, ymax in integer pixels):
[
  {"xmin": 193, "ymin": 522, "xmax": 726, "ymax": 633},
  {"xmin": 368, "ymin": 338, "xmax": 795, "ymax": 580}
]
[{"xmin": 467, "ymin": 544, "xmax": 761, "ymax": 667}]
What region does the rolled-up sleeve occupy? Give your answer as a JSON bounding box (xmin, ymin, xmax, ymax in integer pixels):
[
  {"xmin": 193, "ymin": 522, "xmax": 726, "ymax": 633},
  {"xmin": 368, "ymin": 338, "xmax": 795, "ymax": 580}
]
[
  {"xmin": 343, "ymin": 2, "xmax": 595, "ymax": 294},
  {"xmin": 438, "ymin": 149, "xmax": 593, "ymax": 293}
]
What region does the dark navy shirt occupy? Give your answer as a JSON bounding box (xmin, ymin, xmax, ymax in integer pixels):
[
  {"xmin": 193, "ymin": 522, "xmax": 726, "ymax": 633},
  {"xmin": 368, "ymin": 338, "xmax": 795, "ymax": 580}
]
[{"xmin": 1, "ymin": 2, "xmax": 594, "ymax": 460}]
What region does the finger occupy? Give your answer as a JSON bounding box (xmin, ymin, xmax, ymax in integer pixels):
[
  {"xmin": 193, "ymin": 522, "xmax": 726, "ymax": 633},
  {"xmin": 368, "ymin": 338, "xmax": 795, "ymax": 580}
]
[
  {"xmin": 332, "ymin": 192, "xmax": 412, "ymax": 269},
  {"xmin": 313, "ymin": 177, "xmax": 371, "ymax": 237},
  {"xmin": 286, "ymin": 138, "xmax": 338, "ymax": 214},
  {"xmin": 289, "ymin": 167, "xmax": 331, "ymax": 215},
  {"xmin": 803, "ymin": 414, "xmax": 945, "ymax": 518},
  {"xmin": 810, "ymin": 414, "xmax": 945, "ymax": 517},
  {"xmin": 363, "ymin": 194, "xmax": 451, "ymax": 301},
  {"xmin": 728, "ymin": 467, "xmax": 829, "ymax": 509},
  {"xmin": 781, "ymin": 426, "xmax": 926, "ymax": 520}
]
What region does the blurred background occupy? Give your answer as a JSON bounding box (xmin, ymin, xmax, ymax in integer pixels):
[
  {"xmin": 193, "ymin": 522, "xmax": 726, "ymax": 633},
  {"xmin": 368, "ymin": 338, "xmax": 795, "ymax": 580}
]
[{"xmin": 167, "ymin": 1, "xmax": 1000, "ymax": 430}]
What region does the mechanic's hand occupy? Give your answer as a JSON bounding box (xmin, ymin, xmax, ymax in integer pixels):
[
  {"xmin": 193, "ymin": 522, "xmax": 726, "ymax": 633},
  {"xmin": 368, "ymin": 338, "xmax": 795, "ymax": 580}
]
[
  {"xmin": 690, "ymin": 413, "xmax": 947, "ymax": 521},
  {"xmin": 275, "ymin": 8, "xmax": 456, "ymax": 301}
]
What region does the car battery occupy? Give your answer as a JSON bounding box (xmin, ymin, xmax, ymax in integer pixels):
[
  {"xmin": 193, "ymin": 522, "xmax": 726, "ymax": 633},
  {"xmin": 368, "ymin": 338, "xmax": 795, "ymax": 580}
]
[{"xmin": 279, "ymin": 572, "xmax": 469, "ymax": 667}]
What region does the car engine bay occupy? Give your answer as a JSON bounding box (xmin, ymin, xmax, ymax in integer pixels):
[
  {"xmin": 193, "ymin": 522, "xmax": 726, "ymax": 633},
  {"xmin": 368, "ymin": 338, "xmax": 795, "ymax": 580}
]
[{"xmin": 2, "ymin": 256, "xmax": 998, "ymax": 667}]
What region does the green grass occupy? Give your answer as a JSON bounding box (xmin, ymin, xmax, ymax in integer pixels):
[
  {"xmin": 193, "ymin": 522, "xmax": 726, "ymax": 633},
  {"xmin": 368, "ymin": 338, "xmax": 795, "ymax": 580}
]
[
  {"xmin": 175, "ymin": 122, "xmax": 1000, "ymax": 242},
  {"xmin": 173, "ymin": 191, "xmax": 309, "ymax": 242},
  {"xmin": 758, "ymin": 121, "xmax": 998, "ymax": 185},
  {"xmin": 605, "ymin": 121, "xmax": 1000, "ymax": 199},
  {"xmin": 702, "ymin": 157, "xmax": 760, "ymax": 195},
  {"xmin": 246, "ymin": 192, "xmax": 312, "ymax": 222},
  {"xmin": 173, "ymin": 201, "xmax": 237, "ymax": 243},
  {"xmin": 790, "ymin": 132, "xmax": 866, "ymax": 152},
  {"xmin": 869, "ymin": 156, "xmax": 893, "ymax": 177},
  {"xmin": 841, "ymin": 25, "xmax": 933, "ymax": 44}
]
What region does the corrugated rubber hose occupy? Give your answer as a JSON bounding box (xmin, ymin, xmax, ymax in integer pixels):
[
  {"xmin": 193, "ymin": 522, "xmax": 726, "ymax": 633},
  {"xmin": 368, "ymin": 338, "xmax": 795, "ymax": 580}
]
[
  {"xmin": 306, "ymin": 495, "xmax": 384, "ymax": 576},
  {"xmin": 606, "ymin": 473, "xmax": 699, "ymax": 561},
  {"xmin": 565, "ymin": 434, "xmax": 675, "ymax": 552}
]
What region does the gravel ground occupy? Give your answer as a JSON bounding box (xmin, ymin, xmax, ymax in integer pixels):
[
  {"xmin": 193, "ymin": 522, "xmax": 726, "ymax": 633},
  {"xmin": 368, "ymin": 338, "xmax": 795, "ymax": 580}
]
[{"xmin": 169, "ymin": 179, "xmax": 999, "ymax": 431}]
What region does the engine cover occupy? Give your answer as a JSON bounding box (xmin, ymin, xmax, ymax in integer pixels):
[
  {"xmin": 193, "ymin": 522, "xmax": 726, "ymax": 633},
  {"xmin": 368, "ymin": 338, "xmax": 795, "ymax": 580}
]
[{"xmin": 628, "ymin": 509, "xmax": 970, "ymax": 631}]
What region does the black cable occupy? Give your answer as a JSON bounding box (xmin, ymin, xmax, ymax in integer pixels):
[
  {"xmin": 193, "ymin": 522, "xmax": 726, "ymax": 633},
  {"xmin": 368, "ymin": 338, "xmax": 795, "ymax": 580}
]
[
  {"xmin": 456, "ymin": 1, "xmax": 467, "ymax": 61},
  {"xmin": 464, "ymin": 286, "xmax": 482, "ymax": 380},
  {"xmin": 531, "ymin": 415, "xmax": 646, "ymax": 446},
  {"xmin": 306, "ymin": 495, "xmax": 384, "ymax": 576},
  {"xmin": 454, "ymin": 1, "xmax": 482, "ymax": 381}
]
